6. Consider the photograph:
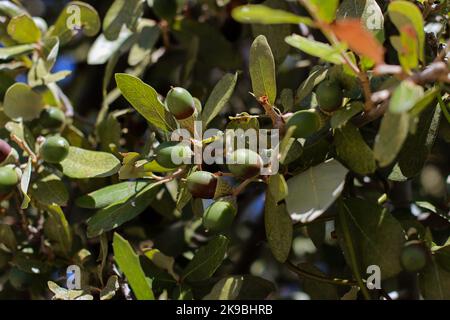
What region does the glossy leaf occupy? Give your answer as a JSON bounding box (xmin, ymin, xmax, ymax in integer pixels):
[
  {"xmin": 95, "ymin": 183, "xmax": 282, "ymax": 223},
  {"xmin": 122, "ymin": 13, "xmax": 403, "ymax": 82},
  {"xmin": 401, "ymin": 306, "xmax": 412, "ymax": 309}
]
[
  {"xmin": 7, "ymin": 14, "xmax": 41, "ymax": 44},
  {"xmin": 44, "ymin": 205, "xmax": 72, "ymax": 257},
  {"xmin": 202, "ymin": 72, "xmax": 238, "ymax": 126},
  {"xmin": 232, "ymin": 4, "xmax": 313, "ymax": 25},
  {"xmin": 249, "ymin": 35, "xmax": 277, "ymax": 104},
  {"xmin": 265, "ymin": 191, "xmax": 292, "ymax": 263},
  {"xmin": 76, "ymin": 181, "xmax": 150, "ymax": 209},
  {"xmin": 183, "ymin": 235, "xmax": 229, "ymax": 282},
  {"xmin": 388, "ymin": 1, "xmax": 424, "ymax": 62},
  {"xmin": 285, "ymin": 34, "xmax": 344, "ymax": 65},
  {"xmin": 48, "ymin": 1, "xmax": 101, "ymax": 45},
  {"xmin": 115, "ymin": 73, "xmax": 176, "ymax": 132},
  {"xmin": 285, "ymin": 159, "xmax": 348, "ymax": 223},
  {"xmin": 87, "ymin": 183, "xmax": 161, "ymax": 238},
  {"xmin": 389, "ymin": 81, "xmax": 424, "ymax": 113},
  {"xmin": 334, "ymin": 123, "xmax": 376, "ymax": 175},
  {"xmin": 336, "ymin": 198, "xmax": 405, "ymax": 280},
  {"xmin": 3, "ymin": 83, "xmax": 44, "ymax": 121},
  {"xmin": 113, "ymin": 233, "xmax": 154, "ymax": 300},
  {"xmin": 60, "ymin": 147, "xmax": 121, "ymax": 179},
  {"xmin": 308, "ymin": 0, "xmax": 339, "ymax": 23},
  {"xmin": 373, "ymin": 111, "xmax": 410, "ymax": 167},
  {"xmin": 103, "ymin": 0, "xmax": 142, "ymax": 41}
]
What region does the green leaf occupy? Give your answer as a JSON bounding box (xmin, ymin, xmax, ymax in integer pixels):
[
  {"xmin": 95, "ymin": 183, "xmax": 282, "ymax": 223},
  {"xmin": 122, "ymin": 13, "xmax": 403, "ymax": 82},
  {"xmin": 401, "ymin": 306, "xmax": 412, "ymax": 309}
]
[
  {"xmin": 7, "ymin": 14, "xmax": 41, "ymax": 44},
  {"xmin": 249, "ymin": 35, "xmax": 277, "ymax": 104},
  {"xmin": 388, "ymin": 0, "xmax": 425, "ymax": 62},
  {"xmin": 295, "ymin": 66, "xmax": 328, "ymax": 105},
  {"xmin": 76, "ymin": 181, "xmax": 150, "ymax": 209},
  {"xmin": 336, "ymin": 0, "xmax": 384, "ymax": 37},
  {"xmin": 231, "ymin": 5, "xmax": 313, "ymax": 25},
  {"xmin": 389, "ymin": 81, "xmax": 424, "ymax": 113},
  {"xmin": 265, "ymin": 191, "xmax": 292, "ymax": 263},
  {"xmin": 202, "ymin": 72, "xmax": 238, "ymax": 126},
  {"xmin": 336, "ymin": 198, "xmax": 405, "ymax": 280},
  {"xmin": 330, "ymin": 101, "xmax": 364, "ymax": 129},
  {"xmin": 30, "ymin": 174, "xmax": 69, "ymax": 206},
  {"xmin": 103, "ymin": 0, "xmax": 142, "ymax": 41},
  {"xmin": 334, "ymin": 123, "xmax": 376, "ymax": 175},
  {"xmin": 268, "ymin": 173, "xmax": 288, "ymax": 203},
  {"xmin": 0, "ymin": 224, "xmax": 17, "ymax": 252},
  {"xmin": 285, "ymin": 159, "xmax": 348, "ymax": 223},
  {"xmin": 0, "ymin": 44, "xmax": 35, "ymax": 60},
  {"xmin": 183, "ymin": 235, "xmax": 229, "ymax": 282},
  {"xmin": 128, "ymin": 19, "xmax": 161, "ymax": 66},
  {"xmin": 100, "ymin": 275, "xmax": 120, "ymax": 300},
  {"xmin": 285, "ymin": 34, "xmax": 344, "ymax": 65},
  {"xmin": 3, "ymin": 83, "xmax": 44, "ymax": 121},
  {"xmin": 419, "ymin": 257, "xmax": 450, "ymax": 299},
  {"xmin": 144, "ymin": 249, "xmax": 178, "ymax": 281},
  {"xmin": 87, "ymin": 183, "xmax": 161, "ymax": 238},
  {"xmin": 373, "ymin": 111, "xmax": 410, "ymax": 167},
  {"xmin": 203, "ymin": 275, "xmax": 275, "ymax": 300},
  {"xmin": 48, "ymin": 1, "xmax": 101, "ymax": 45},
  {"xmin": 299, "ymin": 263, "xmax": 339, "ymax": 300},
  {"xmin": 44, "ymin": 205, "xmax": 72, "ymax": 257},
  {"xmin": 113, "ymin": 233, "xmax": 154, "ymax": 300},
  {"xmin": 308, "ymin": 0, "xmax": 339, "ymax": 23},
  {"xmin": 19, "ymin": 158, "xmax": 32, "ymax": 209},
  {"xmin": 398, "ymin": 106, "xmax": 441, "ymax": 178},
  {"xmin": 115, "ymin": 73, "xmax": 176, "ymax": 132},
  {"xmin": 60, "ymin": 147, "xmax": 121, "ymax": 179}
]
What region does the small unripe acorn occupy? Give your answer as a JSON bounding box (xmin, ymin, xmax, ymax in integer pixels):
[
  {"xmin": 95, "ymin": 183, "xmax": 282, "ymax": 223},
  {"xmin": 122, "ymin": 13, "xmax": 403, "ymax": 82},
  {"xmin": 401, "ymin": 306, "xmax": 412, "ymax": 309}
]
[
  {"xmin": 40, "ymin": 136, "xmax": 70, "ymax": 164},
  {"xmin": 187, "ymin": 171, "xmax": 218, "ymax": 199},
  {"xmin": 286, "ymin": 110, "xmax": 322, "ymax": 139},
  {"xmin": 203, "ymin": 201, "xmax": 236, "ymax": 233},
  {"xmin": 155, "ymin": 141, "xmax": 192, "ymax": 169},
  {"xmin": 0, "ymin": 139, "xmax": 12, "ymax": 164},
  {"xmin": 227, "ymin": 149, "xmax": 263, "ymax": 179},
  {"xmin": 316, "ymin": 80, "xmax": 344, "ymax": 112},
  {"xmin": 400, "ymin": 240, "xmax": 429, "ymax": 273},
  {"xmin": 153, "ymin": 0, "xmax": 178, "ymax": 20},
  {"xmin": 0, "ymin": 166, "xmax": 19, "ymax": 195},
  {"xmin": 39, "ymin": 107, "xmax": 66, "ymax": 130},
  {"xmin": 166, "ymin": 87, "xmax": 196, "ymax": 120}
]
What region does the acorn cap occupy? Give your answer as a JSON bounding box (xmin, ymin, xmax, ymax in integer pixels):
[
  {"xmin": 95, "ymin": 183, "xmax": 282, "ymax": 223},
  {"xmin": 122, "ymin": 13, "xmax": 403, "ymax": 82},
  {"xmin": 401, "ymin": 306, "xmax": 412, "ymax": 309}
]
[{"xmin": 0, "ymin": 139, "xmax": 12, "ymax": 164}]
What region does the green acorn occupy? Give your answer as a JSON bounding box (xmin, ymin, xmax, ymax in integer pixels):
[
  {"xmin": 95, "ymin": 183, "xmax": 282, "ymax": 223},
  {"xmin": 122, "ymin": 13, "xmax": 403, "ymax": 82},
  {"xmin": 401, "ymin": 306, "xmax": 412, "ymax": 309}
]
[
  {"xmin": 155, "ymin": 141, "xmax": 192, "ymax": 169},
  {"xmin": 166, "ymin": 87, "xmax": 196, "ymax": 120},
  {"xmin": 203, "ymin": 200, "xmax": 237, "ymax": 233},
  {"xmin": 153, "ymin": 0, "xmax": 178, "ymax": 20},
  {"xmin": 286, "ymin": 110, "xmax": 322, "ymax": 139},
  {"xmin": 187, "ymin": 171, "xmax": 218, "ymax": 199},
  {"xmin": 40, "ymin": 136, "xmax": 70, "ymax": 164},
  {"xmin": 227, "ymin": 149, "xmax": 263, "ymax": 179},
  {"xmin": 316, "ymin": 80, "xmax": 344, "ymax": 112},
  {"xmin": 39, "ymin": 107, "xmax": 66, "ymax": 130},
  {"xmin": 0, "ymin": 165, "xmax": 19, "ymax": 195},
  {"xmin": 400, "ymin": 240, "xmax": 429, "ymax": 273}
]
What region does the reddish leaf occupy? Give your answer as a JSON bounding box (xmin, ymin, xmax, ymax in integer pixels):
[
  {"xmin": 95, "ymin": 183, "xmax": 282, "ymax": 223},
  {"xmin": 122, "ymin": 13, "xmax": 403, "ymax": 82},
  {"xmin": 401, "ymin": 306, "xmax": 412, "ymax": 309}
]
[{"xmin": 331, "ymin": 19, "xmax": 385, "ymax": 65}]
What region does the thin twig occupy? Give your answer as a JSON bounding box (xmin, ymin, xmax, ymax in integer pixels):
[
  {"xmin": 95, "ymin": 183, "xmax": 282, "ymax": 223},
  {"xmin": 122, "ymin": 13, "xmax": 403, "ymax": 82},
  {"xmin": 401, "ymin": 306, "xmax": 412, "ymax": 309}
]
[{"xmin": 286, "ymin": 260, "xmax": 357, "ymax": 287}]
